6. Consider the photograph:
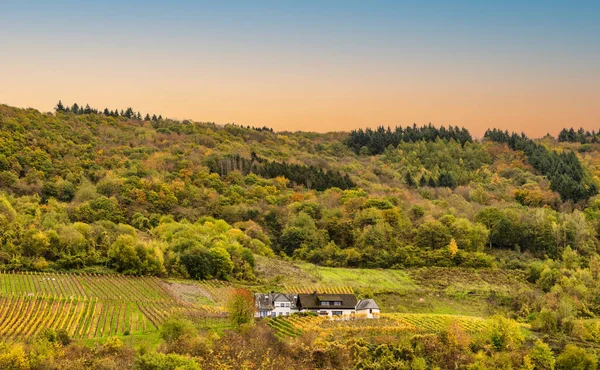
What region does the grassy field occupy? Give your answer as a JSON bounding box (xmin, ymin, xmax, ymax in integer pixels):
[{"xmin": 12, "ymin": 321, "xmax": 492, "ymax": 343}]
[{"xmin": 296, "ymin": 263, "xmax": 416, "ymax": 293}]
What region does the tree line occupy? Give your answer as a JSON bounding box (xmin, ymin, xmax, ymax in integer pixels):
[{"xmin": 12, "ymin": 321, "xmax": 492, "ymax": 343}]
[
  {"xmin": 205, "ymin": 153, "xmax": 355, "ymax": 191},
  {"xmin": 484, "ymin": 129, "xmax": 597, "ymax": 202},
  {"xmin": 558, "ymin": 127, "xmax": 600, "ymax": 143},
  {"xmin": 55, "ymin": 100, "xmax": 163, "ymax": 122},
  {"xmin": 346, "ymin": 124, "xmax": 473, "ymax": 155}
]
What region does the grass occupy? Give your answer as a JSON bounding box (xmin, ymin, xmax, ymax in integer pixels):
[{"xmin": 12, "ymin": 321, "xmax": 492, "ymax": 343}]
[{"xmin": 296, "ymin": 263, "xmax": 416, "ymax": 293}]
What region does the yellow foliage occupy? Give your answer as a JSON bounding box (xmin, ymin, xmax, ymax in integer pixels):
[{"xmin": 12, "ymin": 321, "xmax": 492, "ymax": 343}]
[{"xmin": 448, "ymin": 238, "xmax": 459, "ymax": 257}]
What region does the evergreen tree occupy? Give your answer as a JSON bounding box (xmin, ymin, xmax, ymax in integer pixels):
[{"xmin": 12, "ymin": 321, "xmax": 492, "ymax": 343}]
[
  {"xmin": 55, "ymin": 100, "xmax": 65, "ymax": 112},
  {"xmin": 144, "ymin": 114, "xmax": 151, "ymax": 121},
  {"xmin": 438, "ymin": 172, "xmax": 457, "ymax": 189},
  {"xmin": 405, "ymin": 172, "xmax": 416, "ymax": 187}
]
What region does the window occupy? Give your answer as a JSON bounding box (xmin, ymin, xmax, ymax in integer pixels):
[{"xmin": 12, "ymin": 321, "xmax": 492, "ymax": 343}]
[
  {"xmin": 332, "ymin": 311, "xmax": 343, "ymax": 316},
  {"xmin": 333, "ymin": 301, "xmax": 342, "ymax": 306},
  {"xmin": 285, "ymin": 303, "xmax": 290, "ymax": 307}
]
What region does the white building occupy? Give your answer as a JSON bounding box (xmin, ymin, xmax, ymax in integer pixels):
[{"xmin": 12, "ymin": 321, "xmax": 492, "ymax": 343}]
[
  {"xmin": 356, "ymin": 299, "xmax": 380, "ymax": 318},
  {"xmin": 254, "ymin": 292, "xmax": 298, "ymax": 318}
]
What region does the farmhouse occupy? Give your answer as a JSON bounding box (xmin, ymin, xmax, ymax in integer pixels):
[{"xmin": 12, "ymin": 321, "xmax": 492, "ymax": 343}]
[
  {"xmin": 296, "ymin": 292, "xmax": 358, "ymax": 317},
  {"xmin": 255, "ymin": 290, "xmax": 380, "ymax": 318},
  {"xmin": 254, "ymin": 292, "xmax": 298, "ymax": 318}
]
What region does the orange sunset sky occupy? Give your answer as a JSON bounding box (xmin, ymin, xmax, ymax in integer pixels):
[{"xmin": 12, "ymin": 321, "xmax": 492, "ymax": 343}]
[{"xmin": 1, "ymin": 1, "xmax": 598, "ymax": 138}]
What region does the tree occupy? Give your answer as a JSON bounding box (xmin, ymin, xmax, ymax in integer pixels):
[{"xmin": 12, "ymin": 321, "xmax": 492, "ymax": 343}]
[
  {"xmin": 55, "ymin": 100, "xmax": 65, "ymax": 112},
  {"xmin": 415, "ymin": 220, "xmax": 451, "ymax": 249},
  {"xmin": 405, "ymin": 172, "xmax": 416, "ymax": 187},
  {"xmin": 180, "ymin": 246, "xmax": 213, "ymax": 279},
  {"xmin": 226, "ymin": 288, "xmax": 255, "ymax": 328},
  {"xmin": 448, "ymin": 238, "xmax": 458, "ymax": 257},
  {"xmin": 209, "ymin": 247, "xmax": 233, "ymax": 279},
  {"xmin": 438, "ymin": 172, "xmax": 457, "ymax": 188}
]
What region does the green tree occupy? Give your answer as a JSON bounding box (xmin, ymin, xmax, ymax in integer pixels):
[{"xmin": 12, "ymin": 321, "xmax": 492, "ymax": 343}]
[{"xmin": 415, "ymin": 220, "xmax": 451, "ymax": 249}]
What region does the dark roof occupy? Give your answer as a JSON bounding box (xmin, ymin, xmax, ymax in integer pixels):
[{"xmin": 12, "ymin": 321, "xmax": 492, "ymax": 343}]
[
  {"xmin": 297, "ymin": 293, "xmax": 357, "ymax": 310},
  {"xmin": 255, "ymin": 293, "xmax": 297, "ymax": 310},
  {"xmin": 356, "ymin": 299, "xmax": 379, "ymax": 310}
]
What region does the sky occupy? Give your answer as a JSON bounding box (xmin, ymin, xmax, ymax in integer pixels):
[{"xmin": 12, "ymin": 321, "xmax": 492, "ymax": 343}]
[{"xmin": 1, "ymin": 0, "xmax": 599, "ymax": 137}]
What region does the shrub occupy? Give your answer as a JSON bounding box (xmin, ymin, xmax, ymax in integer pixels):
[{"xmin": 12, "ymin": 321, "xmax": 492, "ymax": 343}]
[
  {"xmin": 0, "ymin": 342, "xmax": 29, "ymax": 370},
  {"xmin": 159, "ymin": 317, "xmax": 197, "ymax": 345},
  {"xmin": 528, "ymin": 340, "xmax": 555, "ymax": 370},
  {"xmin": 556, "ymin": 345, "xmax": 597, "ymax": 370},
  {"xmin": 136, "ymin": 351, "xmax": 200, "ymax": 370}
]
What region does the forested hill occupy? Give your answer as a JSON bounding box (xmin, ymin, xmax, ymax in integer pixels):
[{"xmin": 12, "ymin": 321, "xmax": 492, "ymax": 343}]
[{"xmin": 1, "ymin": 103, "xmax": 600, "ymax": 279}]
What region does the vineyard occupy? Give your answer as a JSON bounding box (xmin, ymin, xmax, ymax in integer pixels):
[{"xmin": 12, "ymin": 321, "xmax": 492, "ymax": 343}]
[
  {"xmin": 283, "ymin": 285, "xmax": 354, "ymax": 294},
  {"xmin": 267, "ymin": 313, "xmax": 491, "ymax": 340},
  {"xmin": 0, "ymin": 271, "xmax": 199, "ymax": 340}
]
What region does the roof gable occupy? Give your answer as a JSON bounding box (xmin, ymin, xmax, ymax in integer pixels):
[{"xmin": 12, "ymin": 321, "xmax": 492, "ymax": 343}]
[{"xmin": 356, "ymin": 299, "xmax": 379, "ymax": 310}]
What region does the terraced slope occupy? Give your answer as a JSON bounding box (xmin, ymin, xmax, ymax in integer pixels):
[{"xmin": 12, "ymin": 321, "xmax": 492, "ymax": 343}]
[
  {"xmin": 0, "ymin": 271, "xmax": 190, "ymax": 339},
  {"xmin": 268, "ymin": 313, "xmax": 492, "ymax": 340}
]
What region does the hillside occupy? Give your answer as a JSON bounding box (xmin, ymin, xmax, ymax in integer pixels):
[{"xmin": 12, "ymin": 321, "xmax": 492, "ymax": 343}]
[{"xmin": 3, "ymin": 103, "xmax": 600, "ymax": 368}]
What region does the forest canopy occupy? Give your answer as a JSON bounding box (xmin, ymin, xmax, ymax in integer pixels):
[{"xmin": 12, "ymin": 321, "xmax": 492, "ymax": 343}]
[{"xmin": 1, "ymin": 103, "xmax": 600, "ymax": 277}]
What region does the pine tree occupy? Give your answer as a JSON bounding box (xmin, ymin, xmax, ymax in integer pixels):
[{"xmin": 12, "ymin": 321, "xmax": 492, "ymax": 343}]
[
  {"xmin": 419, "ymin": 175, "xmax": 427, "ymax": 187},
  {"xmin": 405, "ymin": 172, "xmax": 416, "ymax": 187},
  {"xmin": 144, "ymin": 114, "xmax": 151, "ymax": 121},
  {"xmin": 55, "ymin": 100, "xmax": 65, "ymax": 112},
  {"xmin": 428, "ymin": 177, "xmax": 437, "ymax": 187}
]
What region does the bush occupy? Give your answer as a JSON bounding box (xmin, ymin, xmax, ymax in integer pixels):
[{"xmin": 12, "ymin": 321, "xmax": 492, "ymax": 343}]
[
  {"xmin": 159, "ymin": 317, "xmax": 197, "ymax": 345},
  {"xmin": 39, "ymin": 328, "xmax": 71, "ymax": 346},
  {"xmin": 0, "ymin": 342, "xmax": 29, "ymax": 370},
  {"xmin": 556, "ymin": 345, "xmax": 597, "ymax": 370},
  {"xmin": 136, "ymin": 351, "xmax": 200, "ymax": 370},
  {"xmin": 528, "ymin": 340, "xmax": 555, "ymax": 370}
]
